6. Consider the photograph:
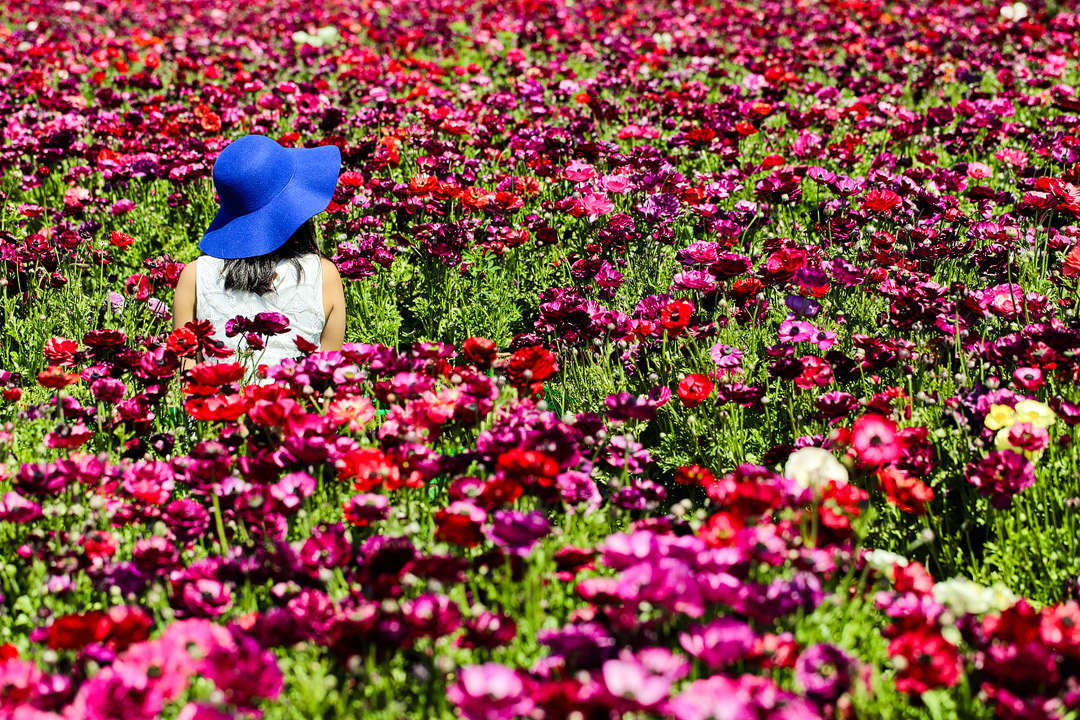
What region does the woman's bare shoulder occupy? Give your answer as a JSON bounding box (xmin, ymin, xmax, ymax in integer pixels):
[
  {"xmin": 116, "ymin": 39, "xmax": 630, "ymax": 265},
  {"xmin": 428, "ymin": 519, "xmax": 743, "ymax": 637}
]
[
  {"xmin": 177, "ymin": 257, "xmax": 200, "ymax": 284},
  {"xmin": 320, "ymin": 256, "xmax": 341, "ymax": 280}
]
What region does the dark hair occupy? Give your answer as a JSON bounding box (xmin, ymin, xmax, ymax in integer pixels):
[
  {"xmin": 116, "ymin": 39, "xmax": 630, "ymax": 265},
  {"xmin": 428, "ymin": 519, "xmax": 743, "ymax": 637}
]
[{"xmin": 222, "ymin": 219, "xmax": 320, "ymax": 295}]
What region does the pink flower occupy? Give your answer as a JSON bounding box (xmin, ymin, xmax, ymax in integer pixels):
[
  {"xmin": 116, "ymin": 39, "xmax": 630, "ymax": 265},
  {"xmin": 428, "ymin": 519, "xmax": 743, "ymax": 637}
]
[
  {"xmin": 177, "ymin": 704, "xmax": 233, "ymax": 720},
  {"xmin": 563, "ymin": 160, "xmax": 597, "ymax": 182},
  {"xmin": 1012, "ymin": 367, "xmax": 1044, "ymax": 392},
  {"xmin": 200, "ymin": 633, "xmax": 283, "ymax": 710},
  {"xmin": 448, "ymin": 663, "xmax": 534, "ymax": 720},
  {"xmin": 327, "ymin": 396, "xmax": 376, "ymax": 432},
  {"xmin": 994, "ymin": 147, "xmax": 1028, "ymax": 168},
  {"xmin": 601, "ymin": 174, "xmax": 634, "ymax": 194},
  {"xmin": 601, "ymin": 647, "xmax": 688, "ymax": 709},
  {"xmin": 678, "ymin": 617, "xmax": 756, "ymax": 667},
  {"xmin": 983, "ymin": 283, "xmax": 1025, "ymax": 319},
  {"xmin": 851, "ymin": 414, "xmax": 901, "ymax": 466},
  {"xmin": 580, "ymin": 193, "xmax": 615, "ymax": 220},
  {"xmin": 778, "ymin": 319, "xmax": 817, "ymax": 343}
]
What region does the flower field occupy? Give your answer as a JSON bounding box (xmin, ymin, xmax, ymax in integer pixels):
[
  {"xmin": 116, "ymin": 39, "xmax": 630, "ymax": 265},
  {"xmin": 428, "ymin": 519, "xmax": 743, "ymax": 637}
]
[{"xmin": 2, "ymin": 0, "xmax": 1080, "ymax": 717}]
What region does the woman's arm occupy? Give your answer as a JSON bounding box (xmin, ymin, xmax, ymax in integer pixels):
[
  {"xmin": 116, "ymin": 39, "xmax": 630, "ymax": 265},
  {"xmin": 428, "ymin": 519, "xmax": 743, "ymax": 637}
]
[
  {"xmin": 320, "ymin": 257, "xmax": 346, "ymax": 351},
  {"xmin": 173, "ymin": 260, "xmax": 198, "ymax": 331}
]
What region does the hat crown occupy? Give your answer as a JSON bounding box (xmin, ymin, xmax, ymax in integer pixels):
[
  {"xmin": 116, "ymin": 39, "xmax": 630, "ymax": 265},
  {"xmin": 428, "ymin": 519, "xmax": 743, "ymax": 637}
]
[{"xmin": 212, "ymin": 135, "xmax": 295, "ymax": 215}]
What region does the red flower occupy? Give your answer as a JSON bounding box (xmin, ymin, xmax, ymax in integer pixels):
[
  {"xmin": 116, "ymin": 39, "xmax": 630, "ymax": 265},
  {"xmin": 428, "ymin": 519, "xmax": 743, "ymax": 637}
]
[
  {"xmin": 893, "ymin": 561, "xmax": 934, "ymax": 595},
  {"xmin": 463, "ymin": 337, "xmax": 497, "ymax": 369},
  {"xmin": 878, "ymin": 465, "xmax": 933, "ymax": 515},
  {"xmin": 337, "ymin": 448, "xmax": 400, "ymax": 492},
  {"xmin": 184, "ymin": 393, "xmax": 249, "ymax": 421},
  {"xmin": 167, "ymin": 327, "xmax": 199, "ymax": 358},
  {"xmin": 730, "ymin": 277, "xmax": 764, "ymax": 299},
  {"xmin": 184, "ymin": 362, "xmax": 245, "ymax": 395},
  {"xmin": 496, "ymin": 449, "xmax": 559, "ymax": 486},
  {"xmin": 701, "ymin": 511, "xmax": 744, "ymax": 547},
  {"xmin": 478, "ymin": 476, "xmax": 524, "ymax": 508},
  {"xmin": 887, "ymin": 629, "xmax": 962, "ymax": 693},
  {"xmin": 851, "ymin": 414, "xmax": 900, "ymax": 467},
  {"xmin": 294, "ymin": 336, "xmax": 319, "ymax": 354},
  {"xmin": 37, "ymin": 366, "xmax": 80, "ymax": 389},
  {"xmin": 762, "ymin": 248, "xmax": 806, "ymax": 283},
  {"xmin": 43, "ymin": 336, "xmax": 78, "ymax": 367},
  {"xmin": 434, "ymin": 501, "xmax": 487, "ymax": 547},
  {"xmin": 1041, "ymin": 602, "xmax": 1080, "ymax": 657},
  {"xmin": 125, "ymin": 273, "xmax": 151, "ymax": 301},
  {"xmin": 818, "ymin": 479, "xmax": 868, "ymax": 535},
  {"xmin": 506, "ymin": 345, "xmax": 558, "ymax": 392},
  {"xmin": 1064, "ymin": 244, "xmax": 1080, "ymax": 278},
  {"xmin": 675, "ymin": 464, "xmax": 714, "ymax": 486},
  {"xmin": 677, "ymin": 374, "xmax": 713, "ymax": 408},
  {"xmin": 46, "ymin": 606, "xmax": 152, "ymax": 652},
  {"xmin": 47, "ymin": 611, "xmax": 108, "ymax": 651},
  {"xmin": 862, "ymin": 188, "xmax": 902, "ymax": 213},
  {"xmin": 659, "ymin": 299, "xmax": 694, "ymax": 335},
  {"xmin": 183, "ymin": 320, "xmax": 234, "ymax": 359},
  {"xmin": 109, "ymin": 231, "xmax": 135, "ymax": 249}
]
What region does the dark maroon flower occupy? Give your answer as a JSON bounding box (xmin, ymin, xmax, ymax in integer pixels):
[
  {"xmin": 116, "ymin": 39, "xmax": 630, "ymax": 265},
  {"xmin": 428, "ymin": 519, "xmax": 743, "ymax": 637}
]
[{"xmin": 965, "ymin": 450, "xmax": 1036, "ymax": 509}]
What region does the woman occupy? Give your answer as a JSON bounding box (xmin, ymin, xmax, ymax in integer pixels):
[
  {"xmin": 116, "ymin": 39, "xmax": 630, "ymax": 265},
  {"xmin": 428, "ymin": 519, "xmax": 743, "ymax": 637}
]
[{"xmin": 172, "ymin": 134, "xmax": 346, "ymax": 372}]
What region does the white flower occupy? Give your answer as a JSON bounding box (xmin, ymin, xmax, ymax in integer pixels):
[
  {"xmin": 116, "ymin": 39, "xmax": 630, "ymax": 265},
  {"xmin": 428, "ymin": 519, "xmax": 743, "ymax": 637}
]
[
  {"xmin": 864, "ymin": 549, "xmax": 909, "ymax": 575},
  {"xmin": 933, "ymin": 577, "xmax": 1018, "ymax": 617},
  {"xmin": 1000, "ymin": 2, "xmax": 1028, "ymax": 21},
  {"xmin": 784, "ymin": 447, "xmax": 848, "ymax": 491},
  {"xmin": 292, "ymin": 26, "xmax": 340, "ymax": 48}
]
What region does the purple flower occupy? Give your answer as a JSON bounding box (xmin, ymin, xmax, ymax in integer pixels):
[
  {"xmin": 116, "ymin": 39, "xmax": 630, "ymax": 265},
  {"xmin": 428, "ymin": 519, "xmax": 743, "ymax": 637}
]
[
  {"xmin": 343, "ymin": 493, "xmax": 390, "ymax": 527},
  {"xmin": 785, "ymin": 294, "xmax": 822, "ymax": 318},
  {"xmin": 225, "ymin": 315, "xmax": 252, "ymax": 338},
  {"xmin": 487, "ymin": 510, "xmax": 550, "ymax": 556},
  {"xmin": 106, "ymin": 291, "xmax": 126, "ymax": 314},
  {"xmin": 556, "ymin": 470, "xmax": 601, "ymax": 511},
  {"xmin": 603, "ymin": 435, "xmax": 652, "ymax": 475},
  {"xmin": 795, "ymin": 643, "xmax": 857, "ymax": 703}
]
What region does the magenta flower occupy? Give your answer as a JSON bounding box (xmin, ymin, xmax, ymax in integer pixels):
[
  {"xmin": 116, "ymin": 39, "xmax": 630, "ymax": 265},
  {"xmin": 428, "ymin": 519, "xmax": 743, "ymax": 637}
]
[
  {"xmin": 448, "ymin": 663, "xmax": 534, "ymax": 720},
  {"xmin": 678, "ymin": 617, "xmax": 756, "ymax": 668},
  {"xmin": 487, "ymin": 510, "xmax": 550, "ymax": 556},
  {"xmin": 795, "ymin": 643, "xmax": 857, "ymax": 703},
  {"xmin": 200, "ymin": 633, "xmax": 284, "ymax": 710},
  {"xmin": 965, "ymin": 450, "xmax": 1036, "ymax": 509}
]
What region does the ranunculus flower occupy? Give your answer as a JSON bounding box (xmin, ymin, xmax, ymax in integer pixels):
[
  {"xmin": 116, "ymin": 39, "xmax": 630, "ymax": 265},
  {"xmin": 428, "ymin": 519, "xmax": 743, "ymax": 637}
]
[
  {"xmin": 677, "ymin": 374, "xmax": 713, "ymax": 408},
  {"xmin": 965, "ymin": 449, "xmax": 1036, "ymax": 508},
  {"xmin": 851, "ymin": 414, "xmax": 900, "ymax": 466},
  {"xmin": 784, "ymin": 447, "xmax": 848, "ymax": 491}
]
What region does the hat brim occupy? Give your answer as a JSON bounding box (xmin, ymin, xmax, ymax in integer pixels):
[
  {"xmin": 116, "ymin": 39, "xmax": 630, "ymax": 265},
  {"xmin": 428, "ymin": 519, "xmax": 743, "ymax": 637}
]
[{"xmin": 199, "ymin": 144, "xmax": 342, "ymax": 259}]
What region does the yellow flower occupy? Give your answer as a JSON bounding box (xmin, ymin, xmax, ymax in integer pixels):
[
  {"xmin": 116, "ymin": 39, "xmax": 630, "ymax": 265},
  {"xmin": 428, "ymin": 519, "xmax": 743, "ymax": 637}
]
[
  {"xmin": 1013, "ymin": 399, "xmax": 1056, "ymax": 429},
  {"xmin": 984, "ymin": 404, "xmax": 1016, "ymax": 431}
]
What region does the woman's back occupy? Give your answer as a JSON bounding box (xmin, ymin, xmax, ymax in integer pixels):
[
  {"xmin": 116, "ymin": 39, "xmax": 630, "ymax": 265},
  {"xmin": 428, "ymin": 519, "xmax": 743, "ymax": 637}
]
[{"xmin": 195, "ymin": 253, "xmax": 325, "ymax": 371}]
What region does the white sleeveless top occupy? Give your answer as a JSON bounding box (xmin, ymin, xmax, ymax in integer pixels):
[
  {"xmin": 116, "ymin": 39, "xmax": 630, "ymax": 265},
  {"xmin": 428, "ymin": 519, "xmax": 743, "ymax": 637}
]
[{"xmin": 195, "ymin": 253, "xmax": 325, "ymax": 373}]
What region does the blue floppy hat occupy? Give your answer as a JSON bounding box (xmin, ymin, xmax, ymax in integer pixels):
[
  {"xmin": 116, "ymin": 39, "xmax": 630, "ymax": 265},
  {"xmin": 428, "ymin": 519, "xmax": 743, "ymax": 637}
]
[{"xmin": 199, "ymin": 134, "xmax": 342, "ymax": 259}]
